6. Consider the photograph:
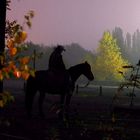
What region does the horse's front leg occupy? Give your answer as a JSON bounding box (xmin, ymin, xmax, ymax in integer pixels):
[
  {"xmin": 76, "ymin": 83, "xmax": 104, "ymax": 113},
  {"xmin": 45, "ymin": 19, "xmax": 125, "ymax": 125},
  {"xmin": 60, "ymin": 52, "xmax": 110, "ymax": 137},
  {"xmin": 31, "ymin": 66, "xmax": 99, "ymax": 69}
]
[
  {"xmin": 65, "ymin": 84, "xmax": 75, "ymax": 116},
  {"xmin": 66, "ymin": 91, "xmax": 73, "ymax": 107},
  {"xmin": 65, "ymin": 91, "xmax": 73, "ymax": 119},
  {"xmin": 39, "ymin": 91, "xmax": 46, "ymax": 118},
  {"xmin": 58, "ymin": 93, "xmax": 65, "ymax": 120}
]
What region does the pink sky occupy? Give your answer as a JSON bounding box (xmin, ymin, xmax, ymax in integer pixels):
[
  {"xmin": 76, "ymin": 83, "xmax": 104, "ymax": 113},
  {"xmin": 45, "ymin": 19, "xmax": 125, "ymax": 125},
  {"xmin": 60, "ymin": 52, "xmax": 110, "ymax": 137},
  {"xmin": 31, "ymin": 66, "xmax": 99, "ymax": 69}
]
[{"xmin": 7, "ymin": 0, "xmax": 140, "ymax": 51}]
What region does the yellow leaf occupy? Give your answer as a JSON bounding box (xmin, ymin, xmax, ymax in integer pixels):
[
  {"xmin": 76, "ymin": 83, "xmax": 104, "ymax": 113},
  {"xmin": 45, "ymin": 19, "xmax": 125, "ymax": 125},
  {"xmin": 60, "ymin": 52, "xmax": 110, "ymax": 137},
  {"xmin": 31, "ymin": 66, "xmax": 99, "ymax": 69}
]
[
  {"xmin": 21, "ymin": 31, "xmax": 27, "ymax": 42},
  {"xmin": 24, "ymin": 65, "xmax": 29, "ymax": 71},
  {"xmin": 14, "ymin": 33, "xmax": 22, "ymax": 44},
  {"xmin": 30, "ymin": 70, "xmax": 35, "ymax": 77},
  {"xmin": 9, "ymin": 96, "xmax": 15, "ymax": 102}
]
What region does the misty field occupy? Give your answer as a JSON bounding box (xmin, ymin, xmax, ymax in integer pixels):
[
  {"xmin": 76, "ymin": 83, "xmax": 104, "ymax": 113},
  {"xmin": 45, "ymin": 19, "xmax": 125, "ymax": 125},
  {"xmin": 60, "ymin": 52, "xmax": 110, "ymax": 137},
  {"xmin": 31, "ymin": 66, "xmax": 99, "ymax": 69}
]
[{"xmin": 0, "ymin": 79, "xmax": 140, "ymax": 140}]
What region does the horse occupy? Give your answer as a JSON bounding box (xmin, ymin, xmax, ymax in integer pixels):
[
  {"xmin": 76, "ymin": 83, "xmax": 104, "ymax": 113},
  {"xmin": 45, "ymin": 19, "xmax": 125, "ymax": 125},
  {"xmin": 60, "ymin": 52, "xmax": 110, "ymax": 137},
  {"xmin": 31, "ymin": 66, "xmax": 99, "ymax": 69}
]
[{"xmin": 25, "ymin": 61, "xmax": 94, "ymax": 118}]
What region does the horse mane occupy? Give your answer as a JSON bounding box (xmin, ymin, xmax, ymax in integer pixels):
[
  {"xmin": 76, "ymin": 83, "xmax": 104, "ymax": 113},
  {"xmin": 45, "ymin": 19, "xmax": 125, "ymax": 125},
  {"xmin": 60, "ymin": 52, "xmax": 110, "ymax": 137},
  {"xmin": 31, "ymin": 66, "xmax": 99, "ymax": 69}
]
[{"xmin": 68, "ymin": 63, "xmax": 85, "ymax": 72}]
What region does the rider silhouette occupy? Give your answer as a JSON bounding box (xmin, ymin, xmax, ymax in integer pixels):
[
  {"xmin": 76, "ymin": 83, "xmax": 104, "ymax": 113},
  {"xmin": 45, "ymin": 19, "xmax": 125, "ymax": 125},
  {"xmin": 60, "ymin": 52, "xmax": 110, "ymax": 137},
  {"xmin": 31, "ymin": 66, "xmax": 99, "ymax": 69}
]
[
  {"xmin": 48, "ymin": 45, "xmax": 66, "ymax": 73},
  {"xmin": 48, "ymin": 45, "xmax": 72, "ymax": 100}
]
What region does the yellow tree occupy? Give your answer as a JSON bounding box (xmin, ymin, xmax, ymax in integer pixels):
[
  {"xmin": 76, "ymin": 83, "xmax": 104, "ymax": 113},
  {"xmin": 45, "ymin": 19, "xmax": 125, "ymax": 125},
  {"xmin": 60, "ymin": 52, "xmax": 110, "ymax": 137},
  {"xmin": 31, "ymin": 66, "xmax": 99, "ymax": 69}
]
[{"xmin": 94, "ymin": 31, "xmax": 128, "ymax": 81}]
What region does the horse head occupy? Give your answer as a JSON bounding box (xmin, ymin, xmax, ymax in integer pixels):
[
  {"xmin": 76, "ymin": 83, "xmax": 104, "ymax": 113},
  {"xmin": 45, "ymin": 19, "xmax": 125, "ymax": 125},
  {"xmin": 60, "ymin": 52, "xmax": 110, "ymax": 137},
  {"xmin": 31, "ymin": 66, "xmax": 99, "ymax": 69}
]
[{"xmin": 82, "ymin": 61, "xmax": 94, "ymax": 81}]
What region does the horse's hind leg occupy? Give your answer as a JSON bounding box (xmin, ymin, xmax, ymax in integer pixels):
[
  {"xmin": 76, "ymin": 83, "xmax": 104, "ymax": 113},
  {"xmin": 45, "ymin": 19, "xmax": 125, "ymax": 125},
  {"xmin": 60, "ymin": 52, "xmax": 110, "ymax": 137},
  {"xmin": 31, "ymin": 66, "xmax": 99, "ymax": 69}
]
[
  {"xmin": 65, "ymin": 92, "xmax": 73, "ymax": 119},
  {"xmin": 25, "ymin": 90, "xmax": 35, "ymax": 118},
  {"xmin": 39, "ymin": 91, "xmax": 45, "ymax": 117}
]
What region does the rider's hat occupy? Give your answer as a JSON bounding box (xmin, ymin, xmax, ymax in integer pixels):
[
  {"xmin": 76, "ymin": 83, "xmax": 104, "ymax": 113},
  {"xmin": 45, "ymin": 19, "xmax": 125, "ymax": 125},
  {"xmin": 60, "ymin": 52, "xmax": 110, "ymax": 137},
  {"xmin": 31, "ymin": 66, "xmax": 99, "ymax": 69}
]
[{"xmin": 55, "ymin": 45, "xmax": 65, "ymax": 51}]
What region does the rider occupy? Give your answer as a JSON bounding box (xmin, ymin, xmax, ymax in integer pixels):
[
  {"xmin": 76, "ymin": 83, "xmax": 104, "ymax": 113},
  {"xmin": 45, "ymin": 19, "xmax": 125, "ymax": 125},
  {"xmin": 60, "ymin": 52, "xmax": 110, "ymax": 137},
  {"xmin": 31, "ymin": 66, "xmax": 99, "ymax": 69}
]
[
  {"xmin": 48, "ymin": 45, "xmax": 73, "ymax": 112},
  {"xmin": 48, "ymin": 45, "xmax": 66, "ymax": 73},
  {"xmin": 48, "ymin": 45, "xmax": 71, "ymax": 91}
]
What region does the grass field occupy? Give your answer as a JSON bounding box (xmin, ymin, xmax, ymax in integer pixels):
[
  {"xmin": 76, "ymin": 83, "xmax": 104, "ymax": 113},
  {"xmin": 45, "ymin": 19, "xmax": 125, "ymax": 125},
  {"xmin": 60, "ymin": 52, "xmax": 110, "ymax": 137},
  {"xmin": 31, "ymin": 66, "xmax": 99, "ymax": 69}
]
[{"xmin": 0, "ymin": 79, "xmax": 140, "ymax": 139}]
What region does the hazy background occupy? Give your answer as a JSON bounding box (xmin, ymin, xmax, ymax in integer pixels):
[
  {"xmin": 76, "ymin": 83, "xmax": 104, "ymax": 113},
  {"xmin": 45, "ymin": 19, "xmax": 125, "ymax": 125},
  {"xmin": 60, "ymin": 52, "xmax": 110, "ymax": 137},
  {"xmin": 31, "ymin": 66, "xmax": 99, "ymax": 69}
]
[{"xmin": 7, "ymin": 0, "xmax": 140, "ymax": 51}]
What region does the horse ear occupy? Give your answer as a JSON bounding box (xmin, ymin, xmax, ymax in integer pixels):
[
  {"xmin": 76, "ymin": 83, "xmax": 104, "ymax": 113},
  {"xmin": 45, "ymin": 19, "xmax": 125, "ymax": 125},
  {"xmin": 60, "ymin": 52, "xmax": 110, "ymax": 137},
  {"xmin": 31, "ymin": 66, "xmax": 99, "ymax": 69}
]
[{"xmin": 85, "ymin": 61, "xmax": 88, "ymax": 64}]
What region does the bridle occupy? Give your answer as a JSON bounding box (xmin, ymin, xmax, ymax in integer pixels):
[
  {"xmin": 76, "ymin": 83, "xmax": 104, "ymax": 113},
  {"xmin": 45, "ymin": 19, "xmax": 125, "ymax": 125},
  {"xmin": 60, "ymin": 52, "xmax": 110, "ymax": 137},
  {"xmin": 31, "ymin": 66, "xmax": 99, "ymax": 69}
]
[{"xmin": 75, "ymin": 80, "xmax": 90, "ymax": 93}]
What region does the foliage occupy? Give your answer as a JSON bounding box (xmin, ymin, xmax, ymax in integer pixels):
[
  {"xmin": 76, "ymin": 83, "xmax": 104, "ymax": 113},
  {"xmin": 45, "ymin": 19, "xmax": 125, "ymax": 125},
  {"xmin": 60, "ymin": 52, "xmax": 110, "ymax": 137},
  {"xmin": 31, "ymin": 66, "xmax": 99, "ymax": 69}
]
[
  {"xmin": 0, "ymin": 2, "xmax": 36, "ymax": 108},
  {"xmin": 113, "ymin": 60, "xmax": 140, "ymax": 106},
  {"xmin": 20, "ymin": 42, "xmax": 91, "ymax": 70},
  {"xmin": 94, "ymin": 31, "xmax": 129, "ymax": 81},
  {"xmin": 112, "ymin": 27, "xmax": 125, "ymax": 56},
  {"xmin": 3, "ymin": 10, "xmax": 35, "ymax": 81},
  {"xmin": 0, "ymin": 91, "xmax": 14, "ymax": 108},
  {"xmin": 19, "ymin": 42, "xmax": 46, "ymax": 70},
  {"xmin": 112, "ymin": 26, "xmax": 140, "ymax": 64}
]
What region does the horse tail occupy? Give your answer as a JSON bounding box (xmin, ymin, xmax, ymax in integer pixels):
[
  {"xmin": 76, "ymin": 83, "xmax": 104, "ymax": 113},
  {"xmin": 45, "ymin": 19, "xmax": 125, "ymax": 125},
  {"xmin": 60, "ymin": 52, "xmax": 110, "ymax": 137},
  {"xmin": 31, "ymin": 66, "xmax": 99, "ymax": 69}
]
[{"xmin": 25, "ymin": 75, "xmax": 37, "ymax": 117}]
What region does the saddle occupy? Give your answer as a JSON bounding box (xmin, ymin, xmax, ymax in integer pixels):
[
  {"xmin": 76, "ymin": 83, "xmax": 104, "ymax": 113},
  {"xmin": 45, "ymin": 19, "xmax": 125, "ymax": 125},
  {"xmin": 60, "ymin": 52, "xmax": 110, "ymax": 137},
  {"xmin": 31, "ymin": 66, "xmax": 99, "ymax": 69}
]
[{"xmin": 46, "ymin": 69, "xmax": 71, "ymax": 89}]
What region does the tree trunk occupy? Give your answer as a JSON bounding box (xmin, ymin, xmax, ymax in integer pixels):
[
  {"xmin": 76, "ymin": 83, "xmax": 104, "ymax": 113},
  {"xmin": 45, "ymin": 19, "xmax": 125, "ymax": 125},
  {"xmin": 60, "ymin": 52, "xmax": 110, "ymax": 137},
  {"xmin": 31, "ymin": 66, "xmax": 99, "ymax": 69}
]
[{"xmin": 0, "ymin": 0, "xmax": 6, "ymax": 92}]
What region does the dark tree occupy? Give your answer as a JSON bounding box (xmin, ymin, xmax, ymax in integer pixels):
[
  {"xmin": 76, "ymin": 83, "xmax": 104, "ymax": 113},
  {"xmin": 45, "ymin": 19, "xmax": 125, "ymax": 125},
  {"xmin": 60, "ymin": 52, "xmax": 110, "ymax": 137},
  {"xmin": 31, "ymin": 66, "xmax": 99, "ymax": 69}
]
[
  {"xmin": 0, "ymin": 0, "xmax": 6, "ymax": 92},
  {"xmin": 125, "ymin": 32, "xmax": 132, "ymax": 61},
  {"xmin": 125, "ymin": 32, "xmax": 131, "ymax": 49},
  {"xmin": 131, "ymin": 29, "xmax": 140, "ymax": 63},
  {"xmin": 112, "ymin": 27, "xmax": 125, "ymax": 57}
]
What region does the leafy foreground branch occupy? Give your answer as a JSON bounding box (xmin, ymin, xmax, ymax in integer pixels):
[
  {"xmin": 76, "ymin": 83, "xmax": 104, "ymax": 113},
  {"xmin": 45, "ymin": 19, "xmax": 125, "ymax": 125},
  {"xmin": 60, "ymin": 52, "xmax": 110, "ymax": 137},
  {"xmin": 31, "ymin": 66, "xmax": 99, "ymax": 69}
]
[
  {"xmin": 0, "ymin": 10, "xmax": 37, "ymax": 109},
  {"xmin": 113, "ymin": 60, "xmax": 140, "ymax": 106}
]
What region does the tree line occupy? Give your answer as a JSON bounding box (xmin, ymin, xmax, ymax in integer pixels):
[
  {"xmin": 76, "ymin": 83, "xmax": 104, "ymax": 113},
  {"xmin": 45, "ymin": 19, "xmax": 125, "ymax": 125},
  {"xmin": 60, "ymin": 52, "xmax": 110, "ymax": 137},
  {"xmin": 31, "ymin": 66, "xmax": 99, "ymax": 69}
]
[
  {"xmin": 22, "ymin": 26, "xmax": 140, "ymax": 82},
  {"xmin": 112, "ymin": 27, "xmax": 140, "ymax": 64}
]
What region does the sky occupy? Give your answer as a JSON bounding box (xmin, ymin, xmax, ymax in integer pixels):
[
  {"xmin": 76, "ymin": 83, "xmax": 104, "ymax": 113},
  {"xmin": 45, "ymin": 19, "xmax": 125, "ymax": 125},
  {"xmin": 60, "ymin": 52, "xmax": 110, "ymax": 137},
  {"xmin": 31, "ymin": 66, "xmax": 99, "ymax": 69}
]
[{"xmin": 7, "ymin": 0, "xmax": 140, "ymax": 51}]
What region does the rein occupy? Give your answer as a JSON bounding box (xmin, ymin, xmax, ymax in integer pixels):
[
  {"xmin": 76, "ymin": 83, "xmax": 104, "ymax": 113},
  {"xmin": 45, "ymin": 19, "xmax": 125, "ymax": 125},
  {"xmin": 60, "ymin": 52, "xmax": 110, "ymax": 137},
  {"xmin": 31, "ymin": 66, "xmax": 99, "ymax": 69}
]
[
  {"xmin": 76, "ymin": 80, "xmax": 90, "ymax": 93},
  {"xmin": 80, "ymin": 80, "xmax": 90, "ymax": 88}
]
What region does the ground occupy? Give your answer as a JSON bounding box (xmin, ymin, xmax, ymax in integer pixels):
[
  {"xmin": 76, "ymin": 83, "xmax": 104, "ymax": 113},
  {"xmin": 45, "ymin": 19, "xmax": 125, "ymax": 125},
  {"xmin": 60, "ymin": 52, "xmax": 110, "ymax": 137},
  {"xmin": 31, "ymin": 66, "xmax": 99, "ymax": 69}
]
[{"xmin": 0, "ymin": 79, "xmax": 140, "ymax": 140}]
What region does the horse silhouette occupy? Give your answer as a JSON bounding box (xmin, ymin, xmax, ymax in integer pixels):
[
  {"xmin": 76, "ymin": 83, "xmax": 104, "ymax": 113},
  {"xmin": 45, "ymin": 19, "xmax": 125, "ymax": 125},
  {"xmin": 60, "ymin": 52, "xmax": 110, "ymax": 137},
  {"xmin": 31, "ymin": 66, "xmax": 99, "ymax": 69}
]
[{"xmin": 25, "ymin": 61, "xmax": 94, "ymax": 118}]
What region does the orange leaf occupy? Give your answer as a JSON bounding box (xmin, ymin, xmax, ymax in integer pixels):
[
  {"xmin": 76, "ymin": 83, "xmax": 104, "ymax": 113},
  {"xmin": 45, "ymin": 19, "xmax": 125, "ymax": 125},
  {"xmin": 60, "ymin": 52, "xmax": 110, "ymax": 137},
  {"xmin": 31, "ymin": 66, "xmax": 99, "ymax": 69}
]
[
  {"xmin": 0, "ymin": 71, "xmax": 3, "ymax": 80},
  {"xmin": 20, "ymin": 56, "xmax": 30, "ymax": 65},
  {"xmin": 10, "ymin": 47, "xmax": 17, "ymax": 56},
  {"xmin": 7, "ymin": 39, "xmax": 14, "ymax": 48},
  {"xmin": 8, "ymin": 61, "xmax": 16, "ymax": 71},
  {"xmin": 2, "ymin": 67, "xmax": 10, "ymax": 73},
  {"xmin": 0, "ymin": 100, "xmax": 4, "ymax": 108},
  {"xmin": 14, "ymin": 70, "xmax": 21, "ymax": 78},
  {"xmin": 21, "ymin": 72, "xmax": 30, "ymax": 80}
]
